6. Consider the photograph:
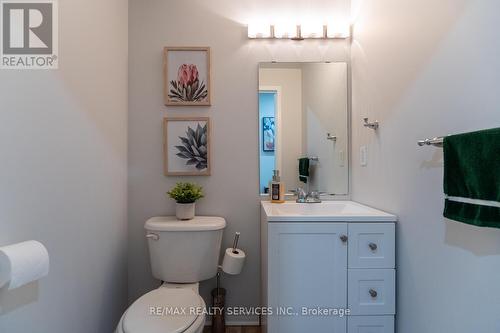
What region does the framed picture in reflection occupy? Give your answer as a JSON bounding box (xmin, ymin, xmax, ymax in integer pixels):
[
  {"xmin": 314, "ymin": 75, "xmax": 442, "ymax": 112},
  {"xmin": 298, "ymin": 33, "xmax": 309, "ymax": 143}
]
[{"xmin": 262, "ymin": 116, "xmax": 275, "ymax": 152}]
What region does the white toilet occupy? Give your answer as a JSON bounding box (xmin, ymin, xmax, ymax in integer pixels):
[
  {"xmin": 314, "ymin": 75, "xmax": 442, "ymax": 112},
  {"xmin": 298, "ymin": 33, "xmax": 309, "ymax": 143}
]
[{"xmin": 116, "ymin": 216, "xmax": 226, "ymax": 333}]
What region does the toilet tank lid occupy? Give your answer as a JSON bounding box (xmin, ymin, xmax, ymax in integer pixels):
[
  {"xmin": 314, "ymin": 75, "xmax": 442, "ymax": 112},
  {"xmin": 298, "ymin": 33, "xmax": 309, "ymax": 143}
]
[{"xmin": 145, "ymin": 216, "xmax": 226, "ymax": 231}]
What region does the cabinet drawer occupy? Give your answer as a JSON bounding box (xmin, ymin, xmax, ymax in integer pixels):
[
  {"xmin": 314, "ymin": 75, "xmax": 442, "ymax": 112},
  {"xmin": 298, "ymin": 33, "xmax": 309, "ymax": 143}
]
[
  {"xmin": 348, "ymin": 316, "xmax": 394, "ymax": 333},
  {"xmin": 348, "ymin": 223, "xmax": 395, "ymax": 268},
  {"xmin": 348, "ymin": 269, "xmax": 395, "ymax": 315}
]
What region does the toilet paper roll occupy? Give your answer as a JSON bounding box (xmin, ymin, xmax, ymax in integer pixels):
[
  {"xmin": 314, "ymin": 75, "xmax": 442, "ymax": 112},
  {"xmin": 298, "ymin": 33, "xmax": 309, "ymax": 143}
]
[
  {"xmin": 221, "ymin": 248, "xmax": 246, "ymax": 275},
  {"xmin": 0, "ymin": 241, "xmax": 49, "ymax": 290}
]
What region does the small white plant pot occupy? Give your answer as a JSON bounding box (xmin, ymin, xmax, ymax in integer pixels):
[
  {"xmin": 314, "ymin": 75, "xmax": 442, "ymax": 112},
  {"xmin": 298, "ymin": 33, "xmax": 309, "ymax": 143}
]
[{"xmin": 176, "ymin": 202, "xmax": 195, "ymax": 220}]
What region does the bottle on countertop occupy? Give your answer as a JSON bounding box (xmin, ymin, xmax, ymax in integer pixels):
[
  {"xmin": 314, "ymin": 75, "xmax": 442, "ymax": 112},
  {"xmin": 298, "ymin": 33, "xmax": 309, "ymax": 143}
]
[{"xmin": 270, "ymin": 170, "xmax": 285, "ymax": 203}]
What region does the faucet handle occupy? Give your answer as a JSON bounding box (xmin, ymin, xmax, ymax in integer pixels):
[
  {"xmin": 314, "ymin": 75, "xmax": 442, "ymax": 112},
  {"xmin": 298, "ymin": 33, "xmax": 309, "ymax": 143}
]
[
  {"xmin": 310, "ymin": 191, "xmax": 320, "ymax": 199},
  {"xmin": 295, "ymin": 187, "xmax": 307, "ymax": 202}
]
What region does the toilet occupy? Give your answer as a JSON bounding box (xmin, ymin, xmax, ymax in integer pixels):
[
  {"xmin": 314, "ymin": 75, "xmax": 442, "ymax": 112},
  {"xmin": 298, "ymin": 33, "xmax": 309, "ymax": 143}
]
[{"xmin": 116, "ymin": 216, "xmax": 226, "ymax": 333}]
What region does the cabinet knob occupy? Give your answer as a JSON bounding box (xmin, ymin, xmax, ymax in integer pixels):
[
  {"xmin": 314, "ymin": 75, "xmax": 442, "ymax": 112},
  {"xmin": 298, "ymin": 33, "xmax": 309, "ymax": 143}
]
[
  {"xmin": 340, "ymin": 235, "xmax": 348, "ymax": 243},
  {"xmin": 369, "ymin": 289, "xmax": 378, "ymax": 298},
  {"xmin": 369, "ymin": 242, "xmax": 378, "ymax": 251}
]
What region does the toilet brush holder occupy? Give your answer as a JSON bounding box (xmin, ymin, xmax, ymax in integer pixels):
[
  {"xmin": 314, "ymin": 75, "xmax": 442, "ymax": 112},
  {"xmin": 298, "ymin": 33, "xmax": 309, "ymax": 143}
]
[{"xmin": 211, "ymin": 271, "xmax": 226, "ymax": 333}]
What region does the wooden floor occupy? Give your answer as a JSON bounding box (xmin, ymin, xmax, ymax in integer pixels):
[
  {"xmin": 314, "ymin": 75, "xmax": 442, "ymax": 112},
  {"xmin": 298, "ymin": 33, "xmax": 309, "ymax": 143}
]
[{"xmin": 203, "ymin": 326, "xmax": 261, "ymax": 333}]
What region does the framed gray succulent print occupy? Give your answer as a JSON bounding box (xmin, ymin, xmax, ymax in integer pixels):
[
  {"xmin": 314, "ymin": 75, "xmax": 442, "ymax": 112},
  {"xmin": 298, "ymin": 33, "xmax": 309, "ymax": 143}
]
[
  {"xmin": 163, "ymin": 47, "xmax": 211, "ymax": 106},
  {"xmin": 163, "ymin": 117, "xmax": 211, "ymax": 176}
]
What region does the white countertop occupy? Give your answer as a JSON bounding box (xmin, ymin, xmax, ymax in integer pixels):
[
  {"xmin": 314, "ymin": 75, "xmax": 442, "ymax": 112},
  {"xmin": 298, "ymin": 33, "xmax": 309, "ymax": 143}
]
[{"xmin": 261, "ymin": 200, "xmax": 397, "ymax": 222}]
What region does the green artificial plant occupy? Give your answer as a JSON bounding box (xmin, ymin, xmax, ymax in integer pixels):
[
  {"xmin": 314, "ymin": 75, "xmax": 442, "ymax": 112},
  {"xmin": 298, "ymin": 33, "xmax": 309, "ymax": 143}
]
[{"xmin": 167, "ymin": 182, "xmax": 204, "ymax": 204}]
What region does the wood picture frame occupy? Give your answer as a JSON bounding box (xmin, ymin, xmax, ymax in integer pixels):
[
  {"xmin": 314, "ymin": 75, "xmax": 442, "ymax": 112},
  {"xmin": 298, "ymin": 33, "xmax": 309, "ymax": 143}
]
[
  {"xmin": 262, "ymin": 116, "xmax": 275, "ymax": 152},
  {"xmin": 163, "ymin": 117, "xmax": 211, "ymax": 176},
  {"xmin": 163, "ymin": 47, "xmax": 211, "ymax": 106}
]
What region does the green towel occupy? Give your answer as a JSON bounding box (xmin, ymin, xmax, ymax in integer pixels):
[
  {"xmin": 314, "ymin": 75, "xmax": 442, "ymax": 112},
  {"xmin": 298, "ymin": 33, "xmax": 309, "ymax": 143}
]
[
  {"xmin": 298, "ymin": 158, "xmax": 309, "ymax": 183},
  {"xmin": 443, "ymin": 127, "xmax": 500, "ymax": 228}
]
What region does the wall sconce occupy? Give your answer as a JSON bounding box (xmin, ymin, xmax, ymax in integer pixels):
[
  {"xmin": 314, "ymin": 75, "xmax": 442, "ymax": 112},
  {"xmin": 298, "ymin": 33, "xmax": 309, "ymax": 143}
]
[{"xmin": 247, "ymin": 22, "xmax": 350, "ymax": 40}]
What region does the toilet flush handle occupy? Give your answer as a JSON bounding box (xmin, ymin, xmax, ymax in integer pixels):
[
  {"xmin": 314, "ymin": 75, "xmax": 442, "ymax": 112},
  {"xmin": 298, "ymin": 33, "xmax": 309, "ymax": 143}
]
[{"xmin": 146, "ymin": 233, "xmax": 159, "ymax": 241}]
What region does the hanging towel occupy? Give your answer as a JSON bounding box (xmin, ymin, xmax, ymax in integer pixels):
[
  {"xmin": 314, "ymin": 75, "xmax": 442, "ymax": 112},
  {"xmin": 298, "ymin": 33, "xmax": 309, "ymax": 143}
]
[
  {"xmin": 443, "ymin": 127, "xmax": 500, "ymax": 228},
  {"xmin": 298, "ymin": 157, "xmax": 310, "ymax": 183}
]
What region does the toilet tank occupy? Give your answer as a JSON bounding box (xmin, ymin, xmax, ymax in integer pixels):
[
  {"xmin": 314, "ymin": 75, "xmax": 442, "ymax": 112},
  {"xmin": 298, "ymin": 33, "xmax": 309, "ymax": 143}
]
[{"xmin": 145, "ymin": 216, "xmax": 226, "ymax": 283}]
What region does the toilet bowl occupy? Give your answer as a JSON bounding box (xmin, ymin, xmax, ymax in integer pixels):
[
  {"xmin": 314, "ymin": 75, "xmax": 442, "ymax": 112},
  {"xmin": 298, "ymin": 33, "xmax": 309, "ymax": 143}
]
[
  {"xmin": 116, "ymin": 283, "xmax": 205, "ymax": 333},
  {"xmin": 116, "ymin": 216, "xmax": 226, "ymax": 333}
]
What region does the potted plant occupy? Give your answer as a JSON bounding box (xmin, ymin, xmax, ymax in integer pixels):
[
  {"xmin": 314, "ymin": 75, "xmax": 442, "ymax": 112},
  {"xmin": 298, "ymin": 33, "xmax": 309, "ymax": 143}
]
[{"xmin": 167, "ymin": 182, "xmax": 204, "ymax": 220}]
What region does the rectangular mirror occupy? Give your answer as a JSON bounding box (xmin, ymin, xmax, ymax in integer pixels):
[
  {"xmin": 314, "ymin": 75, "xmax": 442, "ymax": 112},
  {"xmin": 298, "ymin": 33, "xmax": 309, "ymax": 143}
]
[{"xmin": 258, "ymin": 62, "xmax": 349, "ymax": 196}]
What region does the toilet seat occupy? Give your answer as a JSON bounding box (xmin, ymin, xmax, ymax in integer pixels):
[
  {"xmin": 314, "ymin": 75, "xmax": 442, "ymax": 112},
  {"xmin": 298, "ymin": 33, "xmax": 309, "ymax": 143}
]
[{"xmin": 120, "ymin": 287, "xmax": 205, "ymax": 333}]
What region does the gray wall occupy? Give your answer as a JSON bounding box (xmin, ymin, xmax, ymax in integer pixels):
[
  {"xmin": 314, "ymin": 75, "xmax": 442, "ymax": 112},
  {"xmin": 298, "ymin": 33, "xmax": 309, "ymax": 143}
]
[
  {"xmin": 0, "ymin": 0, "xmax": 129, "ymax": 332},
  {"xmin": 128, "ymin": 0, "xmax": 350, "ymax": 324},
  {"xmin": 351, "ymin": 0, "xmax": 500, "ymax": 332},
  {"xmin": 302, "ymin": 63, "xmax": 348, "ymax": 194}
]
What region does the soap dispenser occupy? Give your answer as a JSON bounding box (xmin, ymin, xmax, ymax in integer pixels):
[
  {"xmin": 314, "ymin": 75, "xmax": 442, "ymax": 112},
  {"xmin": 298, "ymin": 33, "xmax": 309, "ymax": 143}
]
[{"xmin": 270, "ymin": 170, "xmax": 285, "ymax": 203}]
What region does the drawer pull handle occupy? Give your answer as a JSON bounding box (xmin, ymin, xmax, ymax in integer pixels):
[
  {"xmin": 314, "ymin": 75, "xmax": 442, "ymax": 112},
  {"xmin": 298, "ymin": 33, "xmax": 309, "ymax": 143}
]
[
  {"xmin": 368, "ymin": 242, "xmax": 378, "ymax": 251},
  {"xmin": 369, "ymin": 289, "xmax": 378, "ymax": 298},
  {"xmin": 146, "ymin": 233, "xmax": 159, "ymax": 241},
  {"xmin": 340, "ymin": 235, "xmax": 348, "ymax": 243}
]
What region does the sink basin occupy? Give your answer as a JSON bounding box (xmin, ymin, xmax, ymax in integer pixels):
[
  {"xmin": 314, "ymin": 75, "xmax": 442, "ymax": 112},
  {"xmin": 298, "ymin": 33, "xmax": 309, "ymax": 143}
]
[{"xmin": 261, "ymin": 200, "xmax": 397, "ymax": 222}]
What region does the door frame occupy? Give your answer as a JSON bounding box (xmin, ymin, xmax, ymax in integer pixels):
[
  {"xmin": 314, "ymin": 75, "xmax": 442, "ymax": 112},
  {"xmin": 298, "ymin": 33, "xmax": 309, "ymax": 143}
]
[{"xmin": 259, "ymin": 86, "xmax": 282, "ymax": 181}]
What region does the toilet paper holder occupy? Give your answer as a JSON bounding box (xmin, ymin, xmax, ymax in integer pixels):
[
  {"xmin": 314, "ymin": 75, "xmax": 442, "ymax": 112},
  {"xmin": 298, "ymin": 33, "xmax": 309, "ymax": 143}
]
[
  {"xmin": 0, "ymin": 240, "xmax": 50, "ymax": 291},
  {"xmin": 212, "ymin": 232, "xmax": 246, "ymax": 333},
  {"xmin": 215, "ymin": 232, "xmax": 241, "ymax": 303},
  {"xmin": 231, "ymin": 232, "xmax": 240, "ymax": 254}
]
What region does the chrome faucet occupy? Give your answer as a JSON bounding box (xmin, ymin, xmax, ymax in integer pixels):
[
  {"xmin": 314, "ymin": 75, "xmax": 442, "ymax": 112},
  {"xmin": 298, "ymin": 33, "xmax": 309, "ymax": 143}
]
[
  {"xmin": 295, "ymin": 187, "xmax": 322, "ymax": 203},
  {"xmin": 295, "ymin": 188, "xmax": 307, "ymax": 202}
]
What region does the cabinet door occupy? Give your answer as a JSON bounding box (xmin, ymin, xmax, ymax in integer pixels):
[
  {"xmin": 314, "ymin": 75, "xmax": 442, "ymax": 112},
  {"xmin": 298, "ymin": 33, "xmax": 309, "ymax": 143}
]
[
  {"xmin": 348, "ymin": 316, "xmax": 394, "ymax": 333},
  {"xmin": 268, "ymin": 223, "xmax": 348, "ymax": 333}
]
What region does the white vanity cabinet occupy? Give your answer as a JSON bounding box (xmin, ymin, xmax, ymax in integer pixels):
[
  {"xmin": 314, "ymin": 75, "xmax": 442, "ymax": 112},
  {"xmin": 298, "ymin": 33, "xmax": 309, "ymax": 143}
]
[{"xmin": 261, "ymin": 201, "xmax": 397, "ymax": 333}]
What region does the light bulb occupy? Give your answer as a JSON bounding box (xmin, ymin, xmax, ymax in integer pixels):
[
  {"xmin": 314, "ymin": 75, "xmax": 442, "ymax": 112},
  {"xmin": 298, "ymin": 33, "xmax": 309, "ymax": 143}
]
[
  {"xmin": 300, "ymin": 23, "xmax": 325, "ymax": 38},
  {"xmin": 327, "ymin": 22, "xmax": 350, "ymax": 38},
  {"xmin": 273, "ymin": 23, "xmax": 298, "ymax": 39},
  {"xmin": 248, "ymin": 23, "xmax": 272, "ymax": 38}
]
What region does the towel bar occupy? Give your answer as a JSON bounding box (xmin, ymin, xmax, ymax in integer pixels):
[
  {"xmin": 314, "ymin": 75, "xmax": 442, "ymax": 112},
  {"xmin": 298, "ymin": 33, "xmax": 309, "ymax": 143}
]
[
  {"xmin": 417, "ymin": 137, "xmax": 444, "ymax": 147},
  {"xmin": 298, "ymin": 156, "xmax": 319, "ymax": 161}
]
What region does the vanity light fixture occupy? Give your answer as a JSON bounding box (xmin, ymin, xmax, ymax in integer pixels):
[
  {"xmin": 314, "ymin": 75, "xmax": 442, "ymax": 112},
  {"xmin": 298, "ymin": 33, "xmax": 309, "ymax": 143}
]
[{"xmin": 247, "ymin": 22, "xmax": 350, "ymax": 40}]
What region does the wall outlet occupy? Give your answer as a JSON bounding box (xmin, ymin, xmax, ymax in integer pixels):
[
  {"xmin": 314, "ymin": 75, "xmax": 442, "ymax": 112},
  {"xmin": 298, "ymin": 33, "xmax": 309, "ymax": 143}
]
[{"xmin": 360, "ymin": 146, "xmax": 368, "ymax": 166}]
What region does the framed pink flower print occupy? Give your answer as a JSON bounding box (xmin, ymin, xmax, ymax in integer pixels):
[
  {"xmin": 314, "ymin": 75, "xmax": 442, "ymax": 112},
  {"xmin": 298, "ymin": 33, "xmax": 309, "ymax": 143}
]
[{"xmin": 164, "ymin": 47, "xmax": 211, "ymax": 106}]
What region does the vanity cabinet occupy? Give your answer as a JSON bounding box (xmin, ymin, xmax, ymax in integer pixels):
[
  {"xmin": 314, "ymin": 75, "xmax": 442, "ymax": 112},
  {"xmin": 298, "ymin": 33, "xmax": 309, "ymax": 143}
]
[{"xmin": 261, "ymin": 202, "xmax": 396, "ymax": 333}]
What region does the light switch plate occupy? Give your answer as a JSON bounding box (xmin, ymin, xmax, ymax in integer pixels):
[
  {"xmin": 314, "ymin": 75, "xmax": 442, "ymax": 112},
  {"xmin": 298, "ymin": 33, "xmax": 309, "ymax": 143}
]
[{"xmin": 360, "ymin": 146, "xmax": 367, "ymax": 166}]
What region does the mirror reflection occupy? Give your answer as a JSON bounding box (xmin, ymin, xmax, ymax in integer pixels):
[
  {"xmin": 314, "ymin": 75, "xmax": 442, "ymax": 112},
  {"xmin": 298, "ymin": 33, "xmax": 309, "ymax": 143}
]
[{"xmin": 258, "ymin": 62, "xmax": 349, "ymax": 196}]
